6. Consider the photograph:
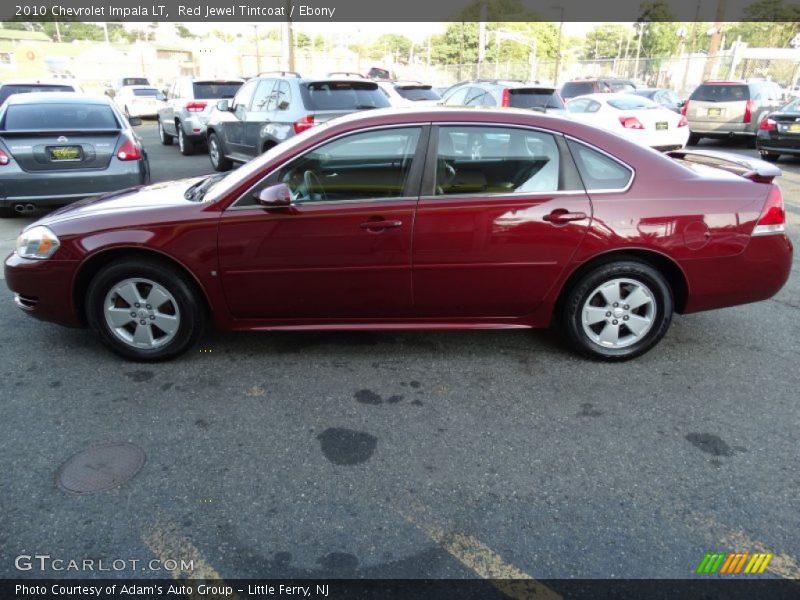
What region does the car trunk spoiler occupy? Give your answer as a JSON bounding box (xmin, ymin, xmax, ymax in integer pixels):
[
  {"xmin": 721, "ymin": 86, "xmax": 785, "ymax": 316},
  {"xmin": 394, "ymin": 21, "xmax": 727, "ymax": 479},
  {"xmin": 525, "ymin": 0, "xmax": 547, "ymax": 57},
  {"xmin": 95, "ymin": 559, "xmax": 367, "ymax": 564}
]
[
  {"xmin": 666, "ymin": 148, "xmax": 781, "ymax": 183},
  {"xmin": 0, "ymin": 129, "xmax": 121, "ymax": 137}
]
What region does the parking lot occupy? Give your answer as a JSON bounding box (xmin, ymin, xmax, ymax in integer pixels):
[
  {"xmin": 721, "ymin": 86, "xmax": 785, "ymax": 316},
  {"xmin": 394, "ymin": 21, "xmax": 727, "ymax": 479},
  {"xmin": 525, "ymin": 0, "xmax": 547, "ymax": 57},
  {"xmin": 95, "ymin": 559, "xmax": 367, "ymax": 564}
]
[{"xmin": 1, "ymin": 122, "xmax": 799, "ymax": 585}]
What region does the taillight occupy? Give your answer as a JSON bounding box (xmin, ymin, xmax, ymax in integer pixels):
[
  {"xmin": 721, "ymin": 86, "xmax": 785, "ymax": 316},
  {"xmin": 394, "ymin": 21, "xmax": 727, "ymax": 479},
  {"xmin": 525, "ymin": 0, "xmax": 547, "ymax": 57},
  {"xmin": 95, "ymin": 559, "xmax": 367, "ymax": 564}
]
[
  {"xmin": 116, "ymin": 136, "xmax": 142, "ymax": 161},
  {"xmin": 501, "ymin": 88, "xmax": 510, "ymax": 107},
  {"xmin": 293, "ymin": 115, "xmax": 315, "ymax": 134},
  {"xmin": 678, "ymin": 116, "xmax": 688, "ymax": 127},
  {"xmin": 759, "ymin": 117, "xmax": 776, "ymax": 131},
  {"xmin": 0, "ymin": 149, "xmax": 9, "ymax": 165},
  {"xmin": 185, "ymin": 101, "xmax": 207, "ymax": 112},
  {"xmin": 619, "ymin": 116, "xmax": 645, "ymax": 129},
  {"xmin": 743, "ymin": 99, "xmax": 752, "ymax": 123},
  {"xmin": 753, "ymin": 185, "xmax": 785, "ymax": 236},
  {"xmin": 681, "ymin": 101, "xmax": 689, "ymax": 116}
]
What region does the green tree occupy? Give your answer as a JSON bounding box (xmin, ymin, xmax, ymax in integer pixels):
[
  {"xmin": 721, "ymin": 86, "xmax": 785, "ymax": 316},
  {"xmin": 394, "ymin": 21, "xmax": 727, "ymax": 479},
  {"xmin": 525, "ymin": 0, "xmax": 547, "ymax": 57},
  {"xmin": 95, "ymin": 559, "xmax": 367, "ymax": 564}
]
[
  {"xmin": 636, "ymin": 1, "xmax": 680, "ymax": 58},
  {"xmin": 581, "ymin": 23, "xmax": 630, "ymax": 59},
  {"xmin": 174, "ymin": 24, "xmax": 197, "ymax": 39},
  {"xmin": 726, "ymin": 0, "xmax": 799, "ymax": 48}
]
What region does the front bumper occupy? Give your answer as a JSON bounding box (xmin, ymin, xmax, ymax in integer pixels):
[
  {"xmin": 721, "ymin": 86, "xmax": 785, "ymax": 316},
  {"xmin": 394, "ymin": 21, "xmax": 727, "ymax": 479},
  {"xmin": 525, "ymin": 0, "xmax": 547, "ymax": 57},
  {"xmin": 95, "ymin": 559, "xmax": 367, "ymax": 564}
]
[{"xmin": 4, "ymin": 252, "xmax": 82, "ymax": 327}]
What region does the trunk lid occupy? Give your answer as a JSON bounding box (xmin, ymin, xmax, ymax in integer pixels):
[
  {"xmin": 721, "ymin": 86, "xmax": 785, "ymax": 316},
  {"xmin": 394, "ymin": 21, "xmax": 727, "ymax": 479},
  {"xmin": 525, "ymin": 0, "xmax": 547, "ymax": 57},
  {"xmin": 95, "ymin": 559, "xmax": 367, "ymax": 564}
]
[{"xmin": 0, "ymin": 130, "xmax": 121, "ymax": 171}]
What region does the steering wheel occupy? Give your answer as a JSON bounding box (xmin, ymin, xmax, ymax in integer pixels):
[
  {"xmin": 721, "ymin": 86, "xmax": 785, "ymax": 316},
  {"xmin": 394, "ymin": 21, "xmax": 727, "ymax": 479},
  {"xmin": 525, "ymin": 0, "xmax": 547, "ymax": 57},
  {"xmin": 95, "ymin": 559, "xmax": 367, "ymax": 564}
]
[{"xmin": 302, "ymin": 170, "xmax": 327, "ymax": 202}]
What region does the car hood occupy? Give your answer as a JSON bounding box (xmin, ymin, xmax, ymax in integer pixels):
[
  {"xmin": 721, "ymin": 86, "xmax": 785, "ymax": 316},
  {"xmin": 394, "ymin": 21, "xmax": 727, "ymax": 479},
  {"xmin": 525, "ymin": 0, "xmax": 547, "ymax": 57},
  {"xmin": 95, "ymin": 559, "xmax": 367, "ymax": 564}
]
[{"xmin": 34, "ymin": 177, "xmax": 205, "ymax": 227}]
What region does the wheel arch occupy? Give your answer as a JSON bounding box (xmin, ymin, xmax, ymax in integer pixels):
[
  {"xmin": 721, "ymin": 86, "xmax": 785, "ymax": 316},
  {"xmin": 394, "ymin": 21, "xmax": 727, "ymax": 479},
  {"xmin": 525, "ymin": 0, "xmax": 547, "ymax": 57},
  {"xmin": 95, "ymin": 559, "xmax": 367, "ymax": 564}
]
[
  {"xmin": 553, "ymin": 248, "xmax": 689, "ymax": 322},
  {"xmin": 72, "ymin": 247, "xmax": 212, "ymax": 326}
]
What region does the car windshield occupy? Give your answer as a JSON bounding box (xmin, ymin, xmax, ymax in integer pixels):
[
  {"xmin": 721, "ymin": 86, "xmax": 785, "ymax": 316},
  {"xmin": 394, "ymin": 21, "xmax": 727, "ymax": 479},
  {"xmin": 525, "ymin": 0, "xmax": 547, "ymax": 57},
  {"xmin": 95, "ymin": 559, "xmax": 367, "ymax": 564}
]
[
  {"xmin": 3, "ymin": 103, "xmax": 119, "ymax": 130},
  {"xmin": 202, "ymin": 121, "xmax": 335, "ymax": 204},
  {"xmin": 690, "ymin": 84, "xmax": 749, "ymax": 102},
  {"xmin": 395, "ymin": 86, "xmax": 441, "ymax": 101},
  {"xmin": 300, "ymin": 81, "xmax": 391, "ymax": 110},
  {"xmin": 192, "ymin": 82, "xmax": 242, "ymax": 99},
  {"xmin": 607, "ymin": 96, "xmax": 658, "ymax": 110},
  {"xmin": 132, "ymin": 88, "xmax": 159, "ymax": 97},
  {"xmin": 0, "ymin": 85, "xmax": 74, "ymax": 105},
  {"xmin": 508, "ymin": 89, "xmax": 564, "ymax": 109}
]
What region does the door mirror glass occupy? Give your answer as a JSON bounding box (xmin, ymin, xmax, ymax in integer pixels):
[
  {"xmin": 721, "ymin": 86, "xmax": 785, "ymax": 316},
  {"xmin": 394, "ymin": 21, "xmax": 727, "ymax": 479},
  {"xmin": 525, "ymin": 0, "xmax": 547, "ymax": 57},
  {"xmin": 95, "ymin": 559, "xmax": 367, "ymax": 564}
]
[
  {"xmin": 216, "ymin": 99, "xmax": 231, "ymax": 112},
  {"xmin": 256, "ymin": 183, "xmax": 292, "ymax": 207},
  {"xmin": 128, "ymin": 116, "xmax": 143, "ymax": 126}
]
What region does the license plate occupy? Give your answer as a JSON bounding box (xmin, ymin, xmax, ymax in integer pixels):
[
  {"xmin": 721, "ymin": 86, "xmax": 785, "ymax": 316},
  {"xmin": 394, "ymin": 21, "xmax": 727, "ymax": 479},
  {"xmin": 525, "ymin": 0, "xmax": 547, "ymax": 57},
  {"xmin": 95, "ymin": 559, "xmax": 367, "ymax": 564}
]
[
  {"xmin": 656, "ymin": 122, "xmax": 668, "ymax": 130},
  {"xmin": 789, "ymin": 123, "xmax": 800, "ymax": 133},
  {"xmin": 48, "ymin": 146, "xmax": 81, "ymax": 161},
  {"xmin": 707, "ymin": 108, "xmax": 722, "ymax": 117}
]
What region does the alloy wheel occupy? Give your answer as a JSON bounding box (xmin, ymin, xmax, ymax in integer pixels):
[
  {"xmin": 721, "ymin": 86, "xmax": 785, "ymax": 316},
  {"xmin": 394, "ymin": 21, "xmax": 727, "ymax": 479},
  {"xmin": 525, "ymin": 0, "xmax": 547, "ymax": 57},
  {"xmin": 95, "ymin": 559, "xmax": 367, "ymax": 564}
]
[
  {"xmin": 103, "ymin": 278, "xmax": 180, "ymax": 349},
  {"xmin": 581, "ymin": 278, "xmax": 656, "ymax": 349}
]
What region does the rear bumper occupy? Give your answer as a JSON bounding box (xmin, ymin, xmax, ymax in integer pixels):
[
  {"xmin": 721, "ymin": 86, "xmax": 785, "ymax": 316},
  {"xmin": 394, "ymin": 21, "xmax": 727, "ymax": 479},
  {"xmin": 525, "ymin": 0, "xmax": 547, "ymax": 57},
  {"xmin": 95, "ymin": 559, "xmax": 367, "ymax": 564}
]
[
  {"xmin": 681, "ymin": 233, "xmax": 793, "ymax": 314},
  {"xmin": 179, "ymin": 115, "xmax": 210, "ymax": 141},
  {"xmin": 4, "ymin": 252, "xmax": 82, "ymax": 327},
  {"xmin": 755, "ymin": 133, "xmax": 800, "ymax": 154},
  {"xmin": 689, "ymin": 124, "xmax": 754, "ymax": 137}
]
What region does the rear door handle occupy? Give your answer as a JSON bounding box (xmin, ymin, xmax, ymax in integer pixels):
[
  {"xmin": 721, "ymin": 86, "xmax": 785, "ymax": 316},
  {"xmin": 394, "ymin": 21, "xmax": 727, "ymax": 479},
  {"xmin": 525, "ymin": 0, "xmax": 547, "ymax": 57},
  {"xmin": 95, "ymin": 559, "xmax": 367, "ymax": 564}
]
[
  {"xmin": 360, "ymin": 219, "xmax": 403, "ymax": 230},
  {"xmin": 543, "ymin": 209, "xmax": 588, "ymax": 224}
]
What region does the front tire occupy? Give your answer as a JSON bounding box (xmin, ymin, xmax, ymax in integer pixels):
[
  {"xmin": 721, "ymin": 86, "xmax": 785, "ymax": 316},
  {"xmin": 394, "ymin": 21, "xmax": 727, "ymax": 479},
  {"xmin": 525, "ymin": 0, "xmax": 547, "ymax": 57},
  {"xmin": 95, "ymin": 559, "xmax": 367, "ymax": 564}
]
[
  {"xmin": 760, "ymin": 151, "xmax": 780, "ymax": 163},
  {"xmin": 559, "ymin": 260, "xmax": 673, "ymax": 361},
  {"xmin": 208, "ymin": 133, "xmax": 233, "ymax": 171},
  {"xmin": 158, "ymin": 119, "xmax": 173, "ymax": 145},
  {"xmin": 86, "ymin": 259, "xmax": 205, "ymax": 361},
  {"xmin": 177, "ymin": 125, "xmax": 196, "ymax": 156}
]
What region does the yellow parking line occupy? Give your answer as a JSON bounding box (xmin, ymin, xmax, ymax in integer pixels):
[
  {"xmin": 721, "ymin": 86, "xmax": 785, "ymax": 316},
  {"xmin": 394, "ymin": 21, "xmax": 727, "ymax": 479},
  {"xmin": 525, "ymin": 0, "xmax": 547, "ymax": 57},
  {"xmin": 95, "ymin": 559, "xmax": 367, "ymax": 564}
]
[
  {"xmin": 400, "ymin": 509, "xmax": 562, "ymax": 600},
  {"xmin": 142, "ymin": 523, "xmax": 239, "ymax": 600}
]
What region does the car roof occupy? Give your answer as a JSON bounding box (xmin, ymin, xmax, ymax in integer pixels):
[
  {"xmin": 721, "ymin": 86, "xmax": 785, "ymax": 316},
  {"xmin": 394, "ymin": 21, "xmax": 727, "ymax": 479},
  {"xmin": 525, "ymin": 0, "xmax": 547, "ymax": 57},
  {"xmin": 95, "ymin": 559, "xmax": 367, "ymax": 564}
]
[
  {"xmin": 0, "ymin": 80, "xmax": 78, "ymax": 87},
  {"xmin": 4, "ymin": 92, "xmax": 111, "ymax": 106}
]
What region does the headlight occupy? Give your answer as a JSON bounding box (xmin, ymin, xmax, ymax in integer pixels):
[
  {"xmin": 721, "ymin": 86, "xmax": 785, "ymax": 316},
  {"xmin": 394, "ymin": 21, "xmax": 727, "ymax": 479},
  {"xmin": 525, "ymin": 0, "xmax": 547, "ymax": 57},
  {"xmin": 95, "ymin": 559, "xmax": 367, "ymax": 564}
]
[{"xmin": 16, "ymin": 226, "xmax": 60, "ymax": 260}]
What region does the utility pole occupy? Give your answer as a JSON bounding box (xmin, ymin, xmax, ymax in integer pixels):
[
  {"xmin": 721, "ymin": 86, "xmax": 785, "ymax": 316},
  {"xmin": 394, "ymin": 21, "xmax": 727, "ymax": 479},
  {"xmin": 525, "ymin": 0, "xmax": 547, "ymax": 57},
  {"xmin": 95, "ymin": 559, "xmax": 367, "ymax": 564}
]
[
  {"xmin": 702, "ymin": 0, "xmax": 727, "ymax": 81},
  {"xmin": 552, "ymin": 5, "xmax": 565, "ymax": 86},
  {"xmin": 284, "ymin": 0, "xmax": 295, "ymax": 72},
  {"xmin": 252, "ymin": 25, "xmax": 261, "ymax": 74},
  {"xmin": 477, "ymin": 3, "xmax": 487, "ymax": 79}
]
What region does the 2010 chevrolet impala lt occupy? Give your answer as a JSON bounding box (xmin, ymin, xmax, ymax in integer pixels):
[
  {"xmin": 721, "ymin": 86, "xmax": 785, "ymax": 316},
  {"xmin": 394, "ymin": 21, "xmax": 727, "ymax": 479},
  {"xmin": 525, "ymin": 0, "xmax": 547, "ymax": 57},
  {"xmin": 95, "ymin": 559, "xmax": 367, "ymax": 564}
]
[{"xmin": 4, "ymin": 108, "xmax": 793, "ymax": 361}]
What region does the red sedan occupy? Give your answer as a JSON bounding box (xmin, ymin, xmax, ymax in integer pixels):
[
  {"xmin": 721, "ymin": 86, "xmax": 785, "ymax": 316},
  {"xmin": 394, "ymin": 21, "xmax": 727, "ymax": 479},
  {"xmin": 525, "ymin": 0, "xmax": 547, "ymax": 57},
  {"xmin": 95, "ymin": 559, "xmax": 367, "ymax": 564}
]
[{"xmin": 4, "ymin": 108, "xmax": 792, "ymax": 361}]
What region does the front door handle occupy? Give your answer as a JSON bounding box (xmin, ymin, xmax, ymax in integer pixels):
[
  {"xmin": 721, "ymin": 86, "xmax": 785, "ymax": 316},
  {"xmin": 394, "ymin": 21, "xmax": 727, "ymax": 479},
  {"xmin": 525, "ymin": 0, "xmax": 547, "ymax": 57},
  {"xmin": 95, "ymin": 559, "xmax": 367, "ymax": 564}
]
[
  {"xmin": 360, "ymin": 219, "xmax": 403, "ymax": 231},
  {"xmin": 543, "ymin": 209, "xmax": 588, "ymax": 224}
]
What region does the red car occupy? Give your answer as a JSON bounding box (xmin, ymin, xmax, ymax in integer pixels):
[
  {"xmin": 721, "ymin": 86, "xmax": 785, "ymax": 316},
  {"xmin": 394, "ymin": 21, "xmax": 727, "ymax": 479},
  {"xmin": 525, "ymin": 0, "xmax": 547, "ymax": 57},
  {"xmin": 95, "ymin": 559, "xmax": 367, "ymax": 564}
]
[{"xmin": 4, "ymin": 108, "xmax": 792, "ymax": 361}]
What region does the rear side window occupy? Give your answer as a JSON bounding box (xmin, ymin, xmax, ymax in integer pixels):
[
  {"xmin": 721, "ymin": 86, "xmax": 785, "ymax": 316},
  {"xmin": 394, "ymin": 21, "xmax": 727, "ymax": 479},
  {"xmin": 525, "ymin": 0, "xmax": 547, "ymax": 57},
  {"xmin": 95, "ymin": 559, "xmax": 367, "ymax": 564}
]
[
  {"xmin": 3, "ymin": 103, "xmax": 119, "ymax": 130},
  {"xmin": 690, "ymin": 84, "xmax": 749, "ymax": 102},
  {"xmin": 192, "ymin": 82, "xmax": 242, "ymax": 99},
  {"xmin": 395, "ymin": 86, "xmax": 440, "ymax": 102},
  {"xmin": 567, "ymin": 140, "xmax": 632, "ymax": 191},
  {"xmin": 561, "ymin": 81, "xmax": 594, "ymax": 98},
  {"xmin": 0, "ymin": 85, "xmax": 74, "ymax": 105},
  {"xmin": 435, "ymin": 126, "xmax": 579, "ymax": 194},
  {"xmin": 300, "ymin": 82, "xmax": 390, "ymax": 110},
  {"xmin": 133, "ymin": 88, "xmax": 159, "ymax": 97},
  {"xmin": 508, "ymin": 89, "xmax": 564, "ymax": 109}
]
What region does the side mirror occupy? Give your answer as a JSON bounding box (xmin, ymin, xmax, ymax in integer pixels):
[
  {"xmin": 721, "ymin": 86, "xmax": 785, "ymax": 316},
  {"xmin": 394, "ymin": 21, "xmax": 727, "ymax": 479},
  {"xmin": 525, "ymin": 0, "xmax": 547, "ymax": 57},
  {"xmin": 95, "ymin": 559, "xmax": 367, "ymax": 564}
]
[
  {"xmin": 128, "ymin": 116, "xmax": 143, "ymax": 126},
  {"xmin": 256, "ymin": 183, "xmax": 292, "ymax": 207},
  {"xmin": 216, "ymin": 99, "xmax": 231, "ymax": 112}
]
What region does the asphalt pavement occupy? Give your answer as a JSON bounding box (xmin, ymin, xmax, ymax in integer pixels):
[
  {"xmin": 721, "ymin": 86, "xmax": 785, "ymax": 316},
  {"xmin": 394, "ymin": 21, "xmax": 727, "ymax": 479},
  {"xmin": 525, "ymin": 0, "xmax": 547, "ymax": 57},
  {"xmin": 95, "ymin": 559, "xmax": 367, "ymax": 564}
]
[{"xmin": 0, "ymin": 123, "xmax": 798, "ymax": 587}]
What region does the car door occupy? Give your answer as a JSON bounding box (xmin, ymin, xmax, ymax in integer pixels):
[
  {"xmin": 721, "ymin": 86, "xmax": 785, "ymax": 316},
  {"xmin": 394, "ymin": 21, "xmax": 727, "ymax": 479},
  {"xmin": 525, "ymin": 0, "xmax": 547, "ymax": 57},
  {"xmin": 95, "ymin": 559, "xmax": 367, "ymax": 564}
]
[
  {"xmin": 161, "ymin": 81, "xmax": 177, "ymax": 134},
  {"xmin": 412, "ymin": 124, "xmax": 592, "ymax": 317},
  {"xmin": 262, "ymin": 80, "xmax": 294, "ymax": 143},
  {"xmin": 217, "ymin": 125, "xmax": 428, "ymax": 319},
  {"xmin": 242, "ymin": 78, "xmax": 277, "ymax": 157},
  {"xmin": 224, "ymin": 79, "xmax": 258, "ymax": 155}
]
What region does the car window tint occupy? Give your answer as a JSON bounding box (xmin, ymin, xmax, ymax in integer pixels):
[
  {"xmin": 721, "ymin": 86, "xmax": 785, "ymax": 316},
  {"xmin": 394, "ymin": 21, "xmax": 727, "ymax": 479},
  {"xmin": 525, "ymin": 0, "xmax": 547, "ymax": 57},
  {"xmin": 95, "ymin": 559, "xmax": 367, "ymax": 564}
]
[
  {"xmin": 232, "ymin": 79, "xmax": 258, "ymax": 110},
  {"xmin": 395, "ymin": 86, "xmax": 440, "ymax": 101},
  {"xmin": 567, "ymin": 140, "xmax": 632, "ymax": 191},
  {"xmin": 192, "ymin": 82, "xmax": 242, "ymax": 99},
  {"xmin": 122, "ymin": 78, "xmax": 148, "ymax": 86},
  {"xmin": 4, "ymin": 103, "xmax": 119, "ymax": 130},
  {"xmin": 300, "ymin": 81, "xmax": 390, "ymax": 110},
  {"xmin": 251, "ymin": 79, "xmax": 276, "ymax": 111},
  {"xmin": 690, "ymin": 84, "xmax": 749, "ymax": 102},
  {"xmin": 276, "ymin": 127, "xmax": 421, "ymax": 203},
  {"xmin": 435, "ymin": 126, "xmax": 570, "ymax": 195},
  {"xmin": 508, "ymin": 89, "xmax": 564, "ymax": 109},
  {"xmin": 561, "ymin": 81, "xmax": 594, "ymax": 97},
  {"xmin": 132, "ymin": 88, "xmax": 159, "ymax": 97},
  {"xmin": 0, "ymin": 85, "xmax": 74, "ymax": 105}
]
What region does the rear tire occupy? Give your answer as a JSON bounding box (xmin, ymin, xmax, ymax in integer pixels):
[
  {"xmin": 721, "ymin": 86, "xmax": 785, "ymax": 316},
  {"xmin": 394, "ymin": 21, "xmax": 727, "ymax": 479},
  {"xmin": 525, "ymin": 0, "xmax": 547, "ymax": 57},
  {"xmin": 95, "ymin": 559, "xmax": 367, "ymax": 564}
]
[
  {"xmin": 86, "ymin": 258, "xmax": 205, "ymax": 361},
  {"xmin": 760, "ymin": 151, "xmax": 780, "ymax": 163},
  {"xmin": 177, "ymin": 125, "xmax": 196, "ymax": 156},
  {"xmin": 158, "ymin": 119, "xmax": 173, "ymax": 145},
  {"xmin": 687, "ymin": 133, "xmax": 701, "ymax": 145},
  {"xmin": 208, "ymin": 133, "xmax": 233, "ymax": 171},
  {"xmin": 559, "ymin": 260, "xmax": 673, "ymax": 361}
]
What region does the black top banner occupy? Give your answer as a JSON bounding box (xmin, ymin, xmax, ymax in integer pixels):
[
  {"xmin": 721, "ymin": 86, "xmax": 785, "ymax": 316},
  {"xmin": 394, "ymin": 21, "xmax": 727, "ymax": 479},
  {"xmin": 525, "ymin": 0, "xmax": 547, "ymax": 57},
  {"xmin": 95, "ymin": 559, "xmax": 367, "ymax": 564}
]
[{"xmin": 0, "ymin": 0, "xmax": 796, "ymax": 23}]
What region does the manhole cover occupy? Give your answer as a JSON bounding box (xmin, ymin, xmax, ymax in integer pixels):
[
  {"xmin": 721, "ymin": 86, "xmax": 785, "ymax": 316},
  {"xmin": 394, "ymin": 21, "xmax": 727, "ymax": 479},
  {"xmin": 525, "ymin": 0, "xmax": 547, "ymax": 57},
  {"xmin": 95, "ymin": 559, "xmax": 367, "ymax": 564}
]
[{"xmin": 56, "ymin": 442, "xmax": 145, "ymax": 494}]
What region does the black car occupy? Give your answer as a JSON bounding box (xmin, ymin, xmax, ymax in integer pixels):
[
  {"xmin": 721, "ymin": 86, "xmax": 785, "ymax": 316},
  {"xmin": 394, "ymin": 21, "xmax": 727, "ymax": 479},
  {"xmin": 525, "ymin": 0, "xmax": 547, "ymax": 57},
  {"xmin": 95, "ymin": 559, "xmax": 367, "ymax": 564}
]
[
  {"xmin": 756, "ymin": 96, "xmax": 800, "ymax": 162},
  {"xmin": 631, "ymin": 88, "xmax": 684, "ymax": 113}
]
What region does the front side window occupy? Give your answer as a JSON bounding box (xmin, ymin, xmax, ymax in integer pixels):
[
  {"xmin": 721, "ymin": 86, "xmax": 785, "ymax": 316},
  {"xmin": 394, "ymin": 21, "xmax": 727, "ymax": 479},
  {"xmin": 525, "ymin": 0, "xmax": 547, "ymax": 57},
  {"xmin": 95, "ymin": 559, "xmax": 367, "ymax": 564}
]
[
  {"xmin": 267, "ymin": 127, "xmax": 422, "ymax": 204},
  {"xmin": 251, "ymin": 79, "xmax": 276, "ymax": 111},
  {"xmin": 567, "ymin": 140, "xmax": 633, "ymax": 191},
  {"xmin": 232, "ymin": 79, "xmax": 258, "ymax": 111},
  {"xmin": 434, "ymin": 126, "xmax": 573, "ymax": 195}
]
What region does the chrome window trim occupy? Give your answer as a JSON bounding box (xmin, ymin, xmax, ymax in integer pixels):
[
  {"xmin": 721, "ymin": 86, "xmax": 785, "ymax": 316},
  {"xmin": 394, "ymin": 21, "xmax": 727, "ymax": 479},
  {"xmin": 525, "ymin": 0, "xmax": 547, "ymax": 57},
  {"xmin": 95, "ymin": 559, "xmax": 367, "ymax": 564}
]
[
  {"xmin": 564, "ymin": 134, "xmax": 636, "ymax": 194},
  {"xmin": 227, "ymin": 122, "xmax": 430, "ymax": 210}
]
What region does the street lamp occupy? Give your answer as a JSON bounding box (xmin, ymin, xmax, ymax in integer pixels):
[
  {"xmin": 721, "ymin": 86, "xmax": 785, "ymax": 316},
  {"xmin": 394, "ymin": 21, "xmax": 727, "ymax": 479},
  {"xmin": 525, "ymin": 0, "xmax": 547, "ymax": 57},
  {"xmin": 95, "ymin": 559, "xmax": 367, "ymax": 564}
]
[{"xmin": 552, "ymin": 6, "xmax": 565, "ymax": 87}]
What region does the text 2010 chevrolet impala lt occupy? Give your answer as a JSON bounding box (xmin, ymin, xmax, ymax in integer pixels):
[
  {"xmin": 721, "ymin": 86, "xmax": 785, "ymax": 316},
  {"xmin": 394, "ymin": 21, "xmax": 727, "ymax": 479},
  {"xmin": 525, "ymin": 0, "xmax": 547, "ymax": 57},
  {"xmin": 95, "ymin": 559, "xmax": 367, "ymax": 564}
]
[{"xmin": 4, "ymin": 108, "xmax": 793, "ymax": 361}]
